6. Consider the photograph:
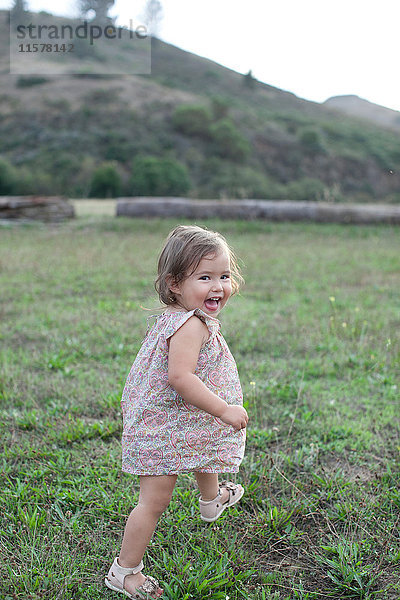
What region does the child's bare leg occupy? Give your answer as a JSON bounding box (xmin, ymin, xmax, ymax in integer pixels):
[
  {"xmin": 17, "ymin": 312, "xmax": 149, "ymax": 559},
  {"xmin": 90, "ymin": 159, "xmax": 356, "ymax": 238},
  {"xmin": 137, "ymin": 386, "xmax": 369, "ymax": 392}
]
[
  {"xmin": 194, "ymin": 472, "xmax": 229, "ymax": 502},
  {"xmin": 118, "ymin": 474, "xmax": 177, "ymax": 596}
]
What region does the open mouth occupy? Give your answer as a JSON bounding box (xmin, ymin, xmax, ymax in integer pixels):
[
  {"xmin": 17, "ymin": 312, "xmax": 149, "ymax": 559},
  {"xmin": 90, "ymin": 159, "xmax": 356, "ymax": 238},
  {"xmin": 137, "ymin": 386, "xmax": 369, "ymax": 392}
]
[{"xmin": 204, "ymin": 297, "xmax": 221, "ymax": 311}]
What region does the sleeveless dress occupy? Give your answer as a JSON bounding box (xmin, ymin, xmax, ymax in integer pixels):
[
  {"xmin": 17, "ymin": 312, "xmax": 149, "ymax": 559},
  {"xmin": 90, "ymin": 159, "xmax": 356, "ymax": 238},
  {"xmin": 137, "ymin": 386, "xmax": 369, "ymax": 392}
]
[{"xmin": 121, "ymin": 308, "xmax": 246, "ymax": 476}]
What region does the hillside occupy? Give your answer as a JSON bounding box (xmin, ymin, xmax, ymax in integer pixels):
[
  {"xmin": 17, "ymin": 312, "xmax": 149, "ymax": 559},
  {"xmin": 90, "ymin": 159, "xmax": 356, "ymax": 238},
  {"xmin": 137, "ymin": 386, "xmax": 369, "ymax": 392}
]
[
  {"xmin": 324, "ymin": 95, "xmax": 400, "ymax": 131},
  {"xmin": 0, "ymin": 9, "xmax": 399, "ymax": 202}
]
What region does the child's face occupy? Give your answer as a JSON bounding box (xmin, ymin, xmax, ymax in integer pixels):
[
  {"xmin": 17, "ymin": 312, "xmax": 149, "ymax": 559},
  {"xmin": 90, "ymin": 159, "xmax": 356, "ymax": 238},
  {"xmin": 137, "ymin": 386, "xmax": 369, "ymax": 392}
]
[{"xmin": 170, "ymin": 249, "xmax": 232, "ymax": 316}]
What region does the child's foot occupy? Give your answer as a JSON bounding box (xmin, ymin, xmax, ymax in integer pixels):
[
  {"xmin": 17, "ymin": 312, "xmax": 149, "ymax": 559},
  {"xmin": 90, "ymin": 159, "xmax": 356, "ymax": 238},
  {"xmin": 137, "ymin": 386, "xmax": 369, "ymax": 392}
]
[
  {"xmin": 199, "ymin": 481, "xmax": 244, "ymax": 522},
  {"xmin": 124, "ymin": 571, "xmax": 163, "ymax": 598},
  {"xmin": 105, "ymin": 558, "xmax": 163, "ymax": 599}
]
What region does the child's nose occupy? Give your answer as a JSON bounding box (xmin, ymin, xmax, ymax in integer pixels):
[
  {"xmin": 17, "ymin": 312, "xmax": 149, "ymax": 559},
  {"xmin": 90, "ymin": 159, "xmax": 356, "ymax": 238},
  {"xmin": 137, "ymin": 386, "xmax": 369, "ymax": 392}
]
[{"xmin": 212, "ymin": 279, "xmax": 223, "ymax": 291}]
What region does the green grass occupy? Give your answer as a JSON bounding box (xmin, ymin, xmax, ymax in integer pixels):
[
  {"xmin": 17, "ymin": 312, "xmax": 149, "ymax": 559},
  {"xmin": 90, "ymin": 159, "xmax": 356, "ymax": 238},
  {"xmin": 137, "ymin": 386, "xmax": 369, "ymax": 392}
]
[{"xmin": 1, "ymin": 216, "xmax": 399, "ymax": 599}]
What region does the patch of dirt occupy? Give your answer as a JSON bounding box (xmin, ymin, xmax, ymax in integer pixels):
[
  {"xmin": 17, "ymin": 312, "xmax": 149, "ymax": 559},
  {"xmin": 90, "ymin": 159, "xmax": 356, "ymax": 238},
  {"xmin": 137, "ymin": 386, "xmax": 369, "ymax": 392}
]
[{"xmin": 322, "ymin": 454, "xmax": 380, "ymax": 482}]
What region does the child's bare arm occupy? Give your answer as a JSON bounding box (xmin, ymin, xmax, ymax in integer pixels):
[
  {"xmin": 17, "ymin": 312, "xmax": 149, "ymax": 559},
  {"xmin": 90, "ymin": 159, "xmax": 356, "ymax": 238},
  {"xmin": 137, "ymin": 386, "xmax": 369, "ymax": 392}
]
[{"xmin": 168, "ymin": 316, "xmax": 248, "ymax": 430}]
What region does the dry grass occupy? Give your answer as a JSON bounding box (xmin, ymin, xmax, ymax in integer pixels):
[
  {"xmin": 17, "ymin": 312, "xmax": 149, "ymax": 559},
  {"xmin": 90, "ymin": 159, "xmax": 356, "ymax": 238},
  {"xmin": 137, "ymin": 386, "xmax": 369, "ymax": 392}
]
[{"xmin": 71, "ymin": 199, "xmax": 117, "ymax": 217}]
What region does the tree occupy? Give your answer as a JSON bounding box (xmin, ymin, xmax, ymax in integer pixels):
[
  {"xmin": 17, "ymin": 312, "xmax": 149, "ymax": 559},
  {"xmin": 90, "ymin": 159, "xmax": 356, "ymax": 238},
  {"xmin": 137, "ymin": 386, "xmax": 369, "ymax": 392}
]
[
  {"xmin": 0, "ymin": 158, "xmax": 17, "ymax": 195},
  {"xmin": 243, "ymin": 69, "xmax": 256, "ymax": 89},
  {"xmin": 88, "ymin": 162, "xmax": 122, "ymax": 198},
  {"xmin": 211, "ymin": 96, "xmax": 230, "ymax": 120},
  {"xmin": 129, "ymin": 156, "xmax": 191, "ymax": 196},
  {"xmin": 172, "ymin": 105, "xmax": 212, "ymax": 138},
  {"xmin": 10, "ymin": 0, "xmax": 29, "ymax": 27},
  {"xmin": 209, "ymin": 119, "xmax": 250, "ymax": 162},
  {"xmin": 141, "ymin": 0, "xmax": 163, "ymax": 36},
  {"xmin": 299, "ymin": 129, "xmax": 324, "ymax": 154},
  {"xmin": 79, "ymin": 0, "xmax": 115, "ymax": 25}
]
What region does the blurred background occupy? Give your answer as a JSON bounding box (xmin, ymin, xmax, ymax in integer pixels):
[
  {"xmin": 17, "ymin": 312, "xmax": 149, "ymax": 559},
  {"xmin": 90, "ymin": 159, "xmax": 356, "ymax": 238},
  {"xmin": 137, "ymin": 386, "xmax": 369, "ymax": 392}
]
[{"xmin": 0, "ymin": 0, "xmax": 400, "ymax": 203}]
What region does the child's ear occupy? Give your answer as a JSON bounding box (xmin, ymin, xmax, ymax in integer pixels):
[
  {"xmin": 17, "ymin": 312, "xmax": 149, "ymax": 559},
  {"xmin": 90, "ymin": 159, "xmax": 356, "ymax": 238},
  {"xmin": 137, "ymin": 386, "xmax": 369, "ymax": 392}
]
[{"xmin": 166, "ymin": 274, "xmax": 180, "ymax": 295}]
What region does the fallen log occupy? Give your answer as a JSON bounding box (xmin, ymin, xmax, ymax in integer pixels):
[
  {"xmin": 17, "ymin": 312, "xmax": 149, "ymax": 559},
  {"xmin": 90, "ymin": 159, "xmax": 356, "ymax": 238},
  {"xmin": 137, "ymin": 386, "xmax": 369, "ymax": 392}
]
[
  {"xmin": 0, "ymin": 196, "xmax": 75, "ymax": 222},
  {"xmin": 116, "ymin": 197, "xmax": 400, "ymax": 225}
]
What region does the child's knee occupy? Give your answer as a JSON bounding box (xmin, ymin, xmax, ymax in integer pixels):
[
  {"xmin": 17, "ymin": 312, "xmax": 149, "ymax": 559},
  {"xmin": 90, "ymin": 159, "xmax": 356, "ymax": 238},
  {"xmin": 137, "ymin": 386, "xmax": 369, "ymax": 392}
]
[
  {"xmin": 139, "ymin": 489, "xmax": 173, "ymax": 516},
  {"xmin": 138, "ymin": 475, "xmax": 176, "ymax": 517},
  {"xmin": 156, "ymin": 494, "xmax": 172, "ymax": 515}
]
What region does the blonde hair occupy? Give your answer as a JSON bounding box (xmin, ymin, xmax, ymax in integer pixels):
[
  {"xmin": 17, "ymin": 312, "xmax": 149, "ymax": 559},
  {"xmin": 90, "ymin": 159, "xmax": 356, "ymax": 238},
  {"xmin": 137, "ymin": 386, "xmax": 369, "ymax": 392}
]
[{"xmin": 155, "ymin": 225, "xmax": 243, "ymax": 306}]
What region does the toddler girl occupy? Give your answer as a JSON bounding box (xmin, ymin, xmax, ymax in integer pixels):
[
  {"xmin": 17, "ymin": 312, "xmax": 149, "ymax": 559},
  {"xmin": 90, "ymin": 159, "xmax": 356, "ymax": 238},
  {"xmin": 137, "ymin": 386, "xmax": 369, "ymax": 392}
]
[{"xmin": 105, "ymin": 225, "xmax": 248, "ymax": 599}]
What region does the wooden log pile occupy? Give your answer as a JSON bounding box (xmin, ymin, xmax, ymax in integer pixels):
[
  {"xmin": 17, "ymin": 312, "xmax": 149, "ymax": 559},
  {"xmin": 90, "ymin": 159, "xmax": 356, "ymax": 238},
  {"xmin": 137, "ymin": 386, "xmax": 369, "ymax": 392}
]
[
  {"xmin": 117, "ymin": 197, "xmax": 400, "ymax": 225},
  {"xmin": 0, "ymin": 196, "xmax": 75, "ymax": 222}
]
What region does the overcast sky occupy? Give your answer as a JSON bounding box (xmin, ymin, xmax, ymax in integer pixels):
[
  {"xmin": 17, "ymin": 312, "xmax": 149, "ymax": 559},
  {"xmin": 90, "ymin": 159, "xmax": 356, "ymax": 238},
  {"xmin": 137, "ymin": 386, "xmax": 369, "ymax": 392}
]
[{"xmin": 2, "ymin": 0, "xmax": 399, "ymax": 111}]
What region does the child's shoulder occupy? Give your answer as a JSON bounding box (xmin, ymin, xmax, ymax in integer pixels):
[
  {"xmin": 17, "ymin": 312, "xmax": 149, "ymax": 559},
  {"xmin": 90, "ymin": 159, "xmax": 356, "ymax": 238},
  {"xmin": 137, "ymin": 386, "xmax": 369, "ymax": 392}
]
[
  {"xmin": 173, "ymin": 309, "xmax": 210, "ymax": 333},
  {"xmin": 160, "ymin": 308, "xmax": 220, "ymax": 342}
]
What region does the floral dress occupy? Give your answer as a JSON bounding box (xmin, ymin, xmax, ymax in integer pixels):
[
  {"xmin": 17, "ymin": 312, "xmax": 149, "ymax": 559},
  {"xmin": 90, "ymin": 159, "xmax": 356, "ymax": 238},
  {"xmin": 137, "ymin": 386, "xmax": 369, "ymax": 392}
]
[{"xmin": 121, "ymin": 309, "xmax": 246, "ymax": 476}]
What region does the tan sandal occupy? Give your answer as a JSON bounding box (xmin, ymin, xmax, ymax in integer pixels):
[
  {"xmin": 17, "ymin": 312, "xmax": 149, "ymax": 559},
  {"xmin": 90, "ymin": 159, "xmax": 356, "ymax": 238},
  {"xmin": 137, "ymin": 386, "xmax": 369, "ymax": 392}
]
[
  {"xmin": 105, "ymin": 557, "xmax": 163, "ymax": 599},
  {"xmin": 199, "ymin": 480, "xmax": 244, "ymax": 522}
]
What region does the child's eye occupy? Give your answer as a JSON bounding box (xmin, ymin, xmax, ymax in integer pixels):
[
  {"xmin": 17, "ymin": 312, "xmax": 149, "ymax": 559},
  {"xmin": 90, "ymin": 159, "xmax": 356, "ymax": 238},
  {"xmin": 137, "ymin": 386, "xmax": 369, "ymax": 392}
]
[
  {"xmin": 199, "ymin": 276, "xmax": 210, "ymax": 280},
  {"xmin": 221, "ymin": 274, "xmax": 230, "ymax": 280}
]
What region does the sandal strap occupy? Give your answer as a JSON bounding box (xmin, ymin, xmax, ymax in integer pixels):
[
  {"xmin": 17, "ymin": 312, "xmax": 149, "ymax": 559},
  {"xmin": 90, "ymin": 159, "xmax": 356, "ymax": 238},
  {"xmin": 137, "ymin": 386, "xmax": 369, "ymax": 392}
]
[
  {"xmin": 220, "ymin": 480, "xmax": 239, "ymax": 494},
  {"xmin": 199, "ymin": 481, "xmax": 240, "ymax": 505},
  {"xmin": 113, "ymin": 557, "xmax": 144, "ymax": 576},
  {"xmin": 137, "ymin": 575, "xmax": 160, "ymax": 595}
]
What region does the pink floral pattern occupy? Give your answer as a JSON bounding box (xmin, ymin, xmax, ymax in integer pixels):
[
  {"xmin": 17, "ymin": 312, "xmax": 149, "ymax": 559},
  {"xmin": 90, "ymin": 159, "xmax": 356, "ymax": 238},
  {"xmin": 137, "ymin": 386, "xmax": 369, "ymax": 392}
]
[{"xmin": 121, "ymin": 309, "xmax": 245, "ymax": 475}]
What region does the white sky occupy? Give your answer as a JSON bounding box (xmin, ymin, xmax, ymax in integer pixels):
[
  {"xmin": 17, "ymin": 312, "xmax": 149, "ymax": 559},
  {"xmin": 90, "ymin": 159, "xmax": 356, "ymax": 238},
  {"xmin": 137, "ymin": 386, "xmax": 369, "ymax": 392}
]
[{"xmin": 2, "ymin": 0, "xmax": 400, "ymax": 111}]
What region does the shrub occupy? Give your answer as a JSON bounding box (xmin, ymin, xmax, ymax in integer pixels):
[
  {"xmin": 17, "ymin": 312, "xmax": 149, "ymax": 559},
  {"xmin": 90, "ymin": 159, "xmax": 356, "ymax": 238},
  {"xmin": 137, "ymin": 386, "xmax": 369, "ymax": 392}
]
[
  {"xmin": 16, "ymin": 76, "xmax": 49, "ymax": 88},
  {"xmin": 103, "ymin": 132, "xmax": 138, "ymax": 163},
  {"xmin": 209, "ymin": 119, "xmax": 250, "ymax": 162},
  {"xmin": 0, "ymin": 158, "xmax": 17, "ymax": 195},
  {"xmin": 299, "ymin": 129, "xmax": 324, "ymax": 153},
  {"xmin": 89, "ymin": 162, "xmax": 122, "ymax": 198},
  {"xmin": 84, "ymin": 88, "xmax": 116, "ymax": 105},
  {"xmin": 129, "ymin": 156, "xmax": 191, "ymax": 196},
  {"xmin": 48, "ymin": 153, "xmax": 92, "ymax": 195},
  {"xmin": 210, "ymin": 96, "xmax": 230, "ymax": 120},
  {"xmin": 382, "ymin": 192, "xmax": 400, "ymax": 204},
  {"xmin": 199, "ymin": 159, "xmax": 285, "ymax": 199},
  {"xmin": 73, "ymin": 38, "xmax": 102, "ymax": 61},
  {"xmin": 286, "ymin": 177, "xmax": 326, "ymax": 201},
  {"xmin": 72, "ymin": 73, "xmax": 114, "ymax": 80},
  {"xmin": 13, "ymin": 168, "xmax": 54, "ymax": 195},
  {"xmin": 172, "ymin": 105, "xmax": 212, "ymax": 138}
]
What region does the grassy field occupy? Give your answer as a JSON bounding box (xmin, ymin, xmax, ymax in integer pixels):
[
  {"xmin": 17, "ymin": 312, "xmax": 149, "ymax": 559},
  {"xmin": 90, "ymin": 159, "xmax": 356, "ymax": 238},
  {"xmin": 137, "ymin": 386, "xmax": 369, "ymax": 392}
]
[
  {"xmin": 70, "ymin": 200, "xmax": 117, "ymax": 217},
  {"xmin": 1, "ymin": 214, "xmax": 399, "ymax": 600}
]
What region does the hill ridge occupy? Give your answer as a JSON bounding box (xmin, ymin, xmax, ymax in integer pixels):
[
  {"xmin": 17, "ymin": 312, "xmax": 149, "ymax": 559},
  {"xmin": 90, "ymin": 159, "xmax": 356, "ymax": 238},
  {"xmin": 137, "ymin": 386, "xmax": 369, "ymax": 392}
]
[
  {"xmin": 324, "ymin": 94, "xmax": 400, "ymax": 131},
  {"xmin": 0, "ymin": 9, "xmax": 399, "ymax": 202}
]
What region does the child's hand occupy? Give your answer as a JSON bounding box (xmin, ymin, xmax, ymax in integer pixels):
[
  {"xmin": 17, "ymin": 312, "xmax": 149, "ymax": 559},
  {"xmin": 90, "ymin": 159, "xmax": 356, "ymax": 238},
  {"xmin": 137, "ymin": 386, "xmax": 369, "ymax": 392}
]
[{"xmin": 220, "ymin": 405, "xmax": 248, "ymax": 430}]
